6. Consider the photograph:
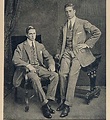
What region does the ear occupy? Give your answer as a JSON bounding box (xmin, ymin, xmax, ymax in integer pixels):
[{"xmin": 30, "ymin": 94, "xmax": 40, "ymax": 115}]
[
  {"xmin": 26, "ymin": 34, "xmax": 28, "ymax": 38},
  {"xmin": 26, "ymin": 34, "xmax": 28, "ymax": 37},
  {"xmin": 74, "ymin": 10, "xmax": 76, "ymax": 14},
  {"xmin": 26, "ymin": 35, "xmax": 29, "ymax": 40}
]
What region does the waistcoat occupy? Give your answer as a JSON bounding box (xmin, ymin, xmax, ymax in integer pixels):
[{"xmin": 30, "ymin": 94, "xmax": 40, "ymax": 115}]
[
  {"xmin": 65, "ymin": 26, "xmax": 74, "ymax": 51},
  {"xmin": 30, "ymin": 45, "xmax": 39, "ymax": 66}
]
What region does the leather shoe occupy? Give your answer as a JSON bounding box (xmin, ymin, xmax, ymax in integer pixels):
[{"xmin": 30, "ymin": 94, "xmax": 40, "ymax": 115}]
[
  {"xmin": 47, "ymin": 104, "xmax": 55, "ymax": 114},
  {"xmin": 41, "ymin": 104, "xmax": 52, "ymax": 118},
  {"xmin": 56, "ymin": 103, "xmax": 65, "ymax": 111},
  {"xmin": 60, "ymin": 105, "xmax": 70, "ymax": 117}
]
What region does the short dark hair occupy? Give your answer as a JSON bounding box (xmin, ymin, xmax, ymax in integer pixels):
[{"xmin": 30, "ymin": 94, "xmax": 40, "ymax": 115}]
[
  {"xmin": 64, "ymin": 3, "xmax": 76, "ymax": 10},
  {"xmin": 26, "ymin": 26, "xmax": 35, "ymax": 34}
]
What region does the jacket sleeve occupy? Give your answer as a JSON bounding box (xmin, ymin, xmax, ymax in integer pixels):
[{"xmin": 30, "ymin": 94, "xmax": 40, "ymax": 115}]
[
  {"xmin": 12, "ymin": 44, "xmax": 29, "ymax": 67},
  {"xmin": 84, "ymin": 20, "xmax": 101, "ymax": 48},
  {"xmin": 41, "ymin": 44, "xmax": 55, "ymax": 67}
]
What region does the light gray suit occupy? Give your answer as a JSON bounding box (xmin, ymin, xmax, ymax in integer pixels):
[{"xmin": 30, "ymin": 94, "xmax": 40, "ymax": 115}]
[
  {"xmin": 57, "ymin": 17, "xmax": 101, "ymax": 106},
  {"xmin": 13, "ymin": 40, "xmax": 59, "ymax": 105}
]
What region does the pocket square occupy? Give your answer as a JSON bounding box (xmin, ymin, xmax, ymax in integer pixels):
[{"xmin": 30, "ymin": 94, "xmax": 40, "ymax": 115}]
[
  {"xmin": 40, "ymin": 51, "xmax": 42, "ymax": 54},
  {"xmin": 77, "ymin": 32, "xmax": 82, "ymax": 34}
]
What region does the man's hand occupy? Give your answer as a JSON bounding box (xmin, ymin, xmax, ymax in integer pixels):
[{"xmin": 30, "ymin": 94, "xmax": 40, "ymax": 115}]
[
  {"xmin": 26, "ymin": 64, "xmax": 36, "ymax": 72},
  {"xmin": 77, "ymin": 44, "xmax": 89, "ymax": 50},
  {"xmin": 48, "ymin": 64, "xmax": 55, "ymax": 72},
  {"xmin": 55, "ymin": 54, "xmax": 60, "ymax": 60}
]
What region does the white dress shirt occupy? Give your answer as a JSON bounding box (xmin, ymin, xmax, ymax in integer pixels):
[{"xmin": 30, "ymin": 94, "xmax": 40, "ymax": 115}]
[
  {"xmin": 68, "ymin": 16, "xmax": 76, "ymax": 29},
  {"xmin": 27, "ymin": 39, "xmax": 35, "ymax": 48}
]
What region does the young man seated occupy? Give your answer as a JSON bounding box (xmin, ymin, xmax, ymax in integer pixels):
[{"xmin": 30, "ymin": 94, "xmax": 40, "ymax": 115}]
[{"xmin": 12, "ymin": 26, "xmax": 59, "ymax": 118}]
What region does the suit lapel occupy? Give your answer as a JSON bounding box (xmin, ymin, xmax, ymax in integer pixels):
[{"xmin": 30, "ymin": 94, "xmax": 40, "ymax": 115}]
[
  {"xmin": 73, "ymin": 17, "xmax": 80, "ymax": 33},
  {"xmin": 73, "ymin": 17, "xmax": 80, "ymax": 44},
  {"xmin": 35, "ymin": 42, "xmax": 40, "ymax": 59},
  {"xmin": 61, "ymin": 23, "xmax": 67, "ymax": 56},
  {"xmin": 23, "ymin": 40, "xmax": 32, "ymax": 61},
  {"xmin": 63, "ymin": 23, "xmax": 67, "ymax": 45},
  {"xmin": 35, "ymin": 41, "xmax": 43, "ymax": 65}
]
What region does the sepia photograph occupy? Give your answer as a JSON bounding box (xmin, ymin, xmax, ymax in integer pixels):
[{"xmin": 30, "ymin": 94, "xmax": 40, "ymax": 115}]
[{"xmin": 3, "ymin": 0, "xmax": 106, "ymax": 119}]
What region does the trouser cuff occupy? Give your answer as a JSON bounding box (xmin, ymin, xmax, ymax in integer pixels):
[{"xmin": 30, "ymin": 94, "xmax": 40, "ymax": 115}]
[
  {"xmin": 42, "ymin": 99, "xmax": 48, "ymax": 106},
  {"xmin": 64, "ymin": 101, "xmax": 72, "ymax": 107},
  {"xmin": 46, "ymin": 96, "xmax": 55, "ymax": 101}
]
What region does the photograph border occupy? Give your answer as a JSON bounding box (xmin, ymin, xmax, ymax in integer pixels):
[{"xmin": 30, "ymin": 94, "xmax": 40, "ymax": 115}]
[{"xmin": 1, "ymin": 0, "xmax": 109, "ymax": 120}]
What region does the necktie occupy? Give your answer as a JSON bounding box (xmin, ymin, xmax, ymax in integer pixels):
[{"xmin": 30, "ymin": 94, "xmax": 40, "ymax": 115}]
[
  {"xmin": 32, "ymin": 41, "xmax": 35, "ymax": 51},
  {"xmin": 69, "ymin": 20, "xmax": 72, "ymax": 30},
  {"xmin": 32, "ymin": 41, "xmax": 36, "ymax": 56}
]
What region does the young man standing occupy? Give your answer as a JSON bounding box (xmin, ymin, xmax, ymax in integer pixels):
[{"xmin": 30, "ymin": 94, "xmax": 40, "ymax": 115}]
[{"xmin": 56, "ymin": 3, "xmax": 101, "ymax": 117}]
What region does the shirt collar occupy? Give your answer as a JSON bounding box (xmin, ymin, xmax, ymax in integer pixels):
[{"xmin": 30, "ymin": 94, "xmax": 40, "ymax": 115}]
[
  {"xmin": 27, "ymin": 38, "xmax": 35, "ymax": 47},
  {"xmin": 68, "ymin": 16, "xmax": 76, "ymax": 26}
]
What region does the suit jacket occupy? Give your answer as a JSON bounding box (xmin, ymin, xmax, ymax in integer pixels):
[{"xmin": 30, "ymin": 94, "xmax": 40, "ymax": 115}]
[
  {"xmin": 12, "ymin": 40, "xmax": 55, "ymax": 87},
  {"xmin": 57, "ymin": 17, "xmax": 101, "ymax": 67}
]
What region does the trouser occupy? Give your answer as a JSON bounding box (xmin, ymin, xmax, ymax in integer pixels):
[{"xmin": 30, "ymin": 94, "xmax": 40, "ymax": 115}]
[
  {"xmin": 27, "ymin": 66, "xmax": 59, "ymax": 105},
  {"xmin": 59, "ymin": 51, "xmax": 81, "ymax": 107}
]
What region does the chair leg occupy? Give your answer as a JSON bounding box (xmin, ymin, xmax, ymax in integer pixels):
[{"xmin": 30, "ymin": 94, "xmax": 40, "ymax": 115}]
[
  {"xmin": 87, "ymin": 70, "xmax": 97, "ymax": 91},
  {"xmin": 24, "ymin": 78, "xmax": 29, "ymax": 112},
  {"xmin": 25, "ymin": 90, "xmax": 29, "ymax": 112},
  {"xmin": 89, "ymin": 72, "xmax": 101, "ymax": 96},
  {"xmin": 14, "ymin": 87, "xmax": 18, "ymax": 102},
  {"xmin": 90, "ymin": 76, "xmax": 96, "ymax": 91},
  {"xmin": 83, "ymin": 70, "xmax": 101, "ymax": 104}
]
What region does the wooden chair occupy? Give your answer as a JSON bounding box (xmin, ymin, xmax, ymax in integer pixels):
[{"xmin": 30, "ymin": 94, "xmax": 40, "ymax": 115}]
[{"xmin": 11, "ymin": 35, "xmax": 50, "ymax": 112}]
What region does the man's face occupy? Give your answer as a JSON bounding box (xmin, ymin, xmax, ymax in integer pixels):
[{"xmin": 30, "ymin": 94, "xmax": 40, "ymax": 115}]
[
  {"xmin": 26, "ymin": 29, "xmax": 36, "ymax": 41},
  {"xmin": 65, "ymin": 6, "xmax": 76, "ymax": 19}
]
